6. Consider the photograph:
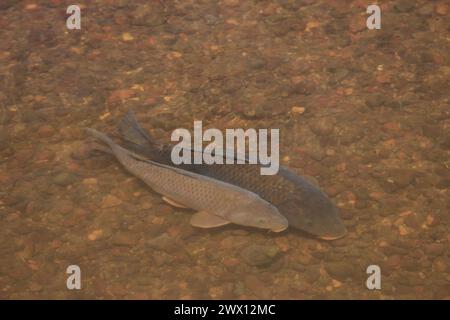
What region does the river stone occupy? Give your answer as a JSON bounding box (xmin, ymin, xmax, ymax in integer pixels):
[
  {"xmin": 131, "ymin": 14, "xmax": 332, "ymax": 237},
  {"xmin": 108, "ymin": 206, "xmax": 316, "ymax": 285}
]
[
  {"xmin": 52, "ymin": 172, "xmax": 78, "ymax": 186},
  {"xmin": 240, "ymin": 244, "xmax": 280, "ymax": 267},
  {"xmin": 325, "ymin": 261, "xmax": 355, "ymax": 281},
  {"xmin": 147, "ymin": 233, "xmax": 180, "ymax": 253}
]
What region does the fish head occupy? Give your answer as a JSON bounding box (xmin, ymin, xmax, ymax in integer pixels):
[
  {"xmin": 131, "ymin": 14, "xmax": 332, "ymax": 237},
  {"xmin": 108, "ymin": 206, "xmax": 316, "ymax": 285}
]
[
  {"xmin": 228, "ymin": 201, "xmax": 288, "ymax": 232},
  {"xmin": 281, "ymin": 185, "xmax": 347, "ymax": 240}
]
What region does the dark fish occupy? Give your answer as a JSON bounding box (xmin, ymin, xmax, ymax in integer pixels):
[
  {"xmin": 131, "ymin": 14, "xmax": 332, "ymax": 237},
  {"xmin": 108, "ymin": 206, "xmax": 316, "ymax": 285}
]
[{"xmin": 118, "ymin": 111, "xmax": 347, "ymax": 240}]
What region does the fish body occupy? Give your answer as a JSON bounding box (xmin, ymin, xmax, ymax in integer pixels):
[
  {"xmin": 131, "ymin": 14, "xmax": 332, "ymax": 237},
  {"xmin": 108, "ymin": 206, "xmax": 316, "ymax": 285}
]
[
  {"xmin": 118, "ymin": 111, "xmax": 347, "ymax": 240},
  {"xmin": 85, "ymin": 128, "xmax": 288, "ymax": 232}
]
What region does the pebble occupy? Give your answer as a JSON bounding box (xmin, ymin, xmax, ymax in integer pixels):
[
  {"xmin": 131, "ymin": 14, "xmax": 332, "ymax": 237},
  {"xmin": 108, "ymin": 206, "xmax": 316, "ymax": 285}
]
[
  {"xmin": 304, "ymin": 267, "xmax": 320, "ymax": 283},
  {"xmin": 325, "ymin": 262, "xmax": 355, "ymax": 281},
  {"xmin": 291, "ymin": 106, "xmax": 305, "ymax": 114},
  {"xmin": 223, "ymin": 257, "xmax": 240, "ymax": 268},
  {"xmin": 100, "ymin": 195, "xmax": 123, "ymax": 208},
  {"xmin": 131, "ymin": 4, "xmax": 166, "ymax": 27},
  {"xmin": 71, "ymin": 143, "xmax": 96, "ymax": 160},
  {"xmin": 382, "ymin": 255, "xmax": 401, "ymax": 274},
  {"xmin": 398, "ymin": 224, "xmax": 412, "ymax": 236},
  {"xmin": 152, "ymin": 204, "xmax": 175, "ymax": 215},
  {"xmin": 82, "ymin": 178, "xmax": 98, "ymax": 185},
  {"xmin": 224, "ymin": 0, "xmax": 239, "ymax": 7},
  {"xmin": 37, "ymin": 125, "xmax": 55, "ymax": 138},
  {"xmin": 388, "ymin": 169, "xmax": 416, "ymax": 188},
  {"xmin": 274, "ymin": 237, "xmax": 290, "ymax": 252},
  {"xmin": 112, "ymin": 232, "xmax": 138, "ymax": 247},
  {"xmin": 432, "ymin": 257, "xmax": 447, "ymax": 273},
  {"xmin": 240, "ymin": 244, "xmax": 280, "ymax": 267},
  {"xmin": 365, "ymin": 94, "xmax": 385, "ymax": 108},
  {"xmin": 309, "ymin": 117, "xmax": 335, "ymax": 136},
  {"xmin": 88, "ymin": 229, "xmax": 103, "ymax": 241},
  {"xmin": 3, "ymin": 261, "xmax": 32, "ymax": 280},
  {"xmin": 34, "ymin": 149, "xmax": 55, "ymax": 163},
  {"xmin": 52, "ymin": 172, "xmax": 78, "ymax": 186},
  {"xmin": 424, "ymin": 243, "xmax": 445, "ymax": 257},
  {"xmin": 0, "ymin": 0, "xmax": 15, "ymax": 10},
  {"xmin": 147, "ymin": 233, "xmax": 180, "ymax": 253},
  {"xmin": 395, "ymin": 1, "xmax": 415, "ymax": 13},
  {"xmin": 107, "ymin": 89, "xmax": 135, "ymax": 105},
  {"xmin": 244, "ymin": 275, "xmax": 267, "ymax": 294},
  {"xmin": 435, "ymin": 3, "xmax": 449, "ymax": 15},
  {"xmin": 121, "ymin": 32, "xmax": 134, "ymax": 42}
]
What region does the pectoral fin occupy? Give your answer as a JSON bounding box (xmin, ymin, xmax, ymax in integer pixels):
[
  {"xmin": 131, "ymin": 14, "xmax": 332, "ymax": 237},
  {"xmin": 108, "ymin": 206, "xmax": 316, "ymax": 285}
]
[
  {"xmin": 190, "ymin": 211, "xmax": 231, "ymax": 228},
  {"xmin": 162, "ymin": 196, "xmax": 187, "ymax": 208}
]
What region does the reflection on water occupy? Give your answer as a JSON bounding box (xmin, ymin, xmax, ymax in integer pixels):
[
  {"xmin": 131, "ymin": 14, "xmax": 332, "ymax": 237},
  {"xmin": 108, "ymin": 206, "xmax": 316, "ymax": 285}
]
[{"xmin": 0, "ymin": 1, "xmax": 448, "ymax": 299}]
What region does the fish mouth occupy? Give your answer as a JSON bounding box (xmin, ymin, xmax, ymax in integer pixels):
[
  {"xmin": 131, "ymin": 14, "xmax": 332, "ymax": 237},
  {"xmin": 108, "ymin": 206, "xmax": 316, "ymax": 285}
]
[
  {"xmin": 317, "ymin": 227, "xmax": 348, "ymax": 241},
  {"xmin": 271, "ymin": 225, "xmax": 288, "ymax": 233},
  {"xmin": 318, "ymin": 234, "xmax": 346, "ymax": 241}
]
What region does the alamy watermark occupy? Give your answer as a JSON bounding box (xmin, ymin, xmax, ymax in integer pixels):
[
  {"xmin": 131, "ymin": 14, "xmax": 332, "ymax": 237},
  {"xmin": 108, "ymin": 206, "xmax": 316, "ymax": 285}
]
[
  {"xmin": 66, "ymin": 265, "xmax": 81, "ymax": 290},
  {"xmin": 366, "ymin": 5, "xmax": 381, "ymax": 30},
  {"xmin": 366, "ymin": 265, "xmax": 381, "ymax": 290},
  {"xmin": 170, "ymin": 121, "xmax": 279, "ymax": 175},
  {"xmin": 66, "ymin": 5, "xmax": 81, "ymax": 30}
]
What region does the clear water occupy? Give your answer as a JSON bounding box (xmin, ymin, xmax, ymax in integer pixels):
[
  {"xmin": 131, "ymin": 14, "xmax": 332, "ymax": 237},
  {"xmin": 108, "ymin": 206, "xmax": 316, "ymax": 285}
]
[{"xmin": 0, "ymin": 0, "xmax": 448, "ymax": 299}]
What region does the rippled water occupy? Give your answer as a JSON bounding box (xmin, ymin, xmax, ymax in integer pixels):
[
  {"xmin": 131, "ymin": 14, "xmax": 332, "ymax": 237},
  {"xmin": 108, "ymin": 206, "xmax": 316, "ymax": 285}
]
[{"xmin": 0, "ymin": 1, "xmax": 448, "ymax": 299}]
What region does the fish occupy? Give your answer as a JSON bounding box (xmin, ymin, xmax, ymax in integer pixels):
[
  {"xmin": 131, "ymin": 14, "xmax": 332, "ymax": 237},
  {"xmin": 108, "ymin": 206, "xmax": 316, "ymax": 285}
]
[
  {"xmin": 117, "ymin": 111, "xmax": 347, "ymax": 240},
  {"xmin": 85, "ymin": 128, "xmax": 288, "ymax": 232}
]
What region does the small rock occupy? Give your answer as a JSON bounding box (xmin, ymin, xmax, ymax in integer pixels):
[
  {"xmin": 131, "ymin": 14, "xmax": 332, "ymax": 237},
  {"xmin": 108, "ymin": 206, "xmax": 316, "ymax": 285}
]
[
  {"xmin": 382, "ymin": 255, "xmax": 401, "ymax": 274},
  {"xmin": 435, "ymin": 3, "xmax": 449, "ymax": 15},
  {"xmin": 82, "ymin": 178, "xmax": 98, "ymax": 185},
  {"xmin": 131, "ymin": 4, "xmax": 166, "ymax": 27},
  {"xmin": 121, "ymin": 32, "xmax": 134, "ymax": 41},
  {"xmin": 240, "ymin": 244, "xmax": 280, "ymax": 267},
  {"xmin": 389, "ymin": 169, "xmax": 416, "ymax": 188},
  {"xmin": 113, "ymin": 232, "xmax": 138, "ymax": 246},
  {"xmin": 224, "ymin": 0, "xmax": 239, "ymax": 7},
  {"xmin": 35, "ymin": 149, "xmax": 55, "ymax": 163},
  {"xmin": 349, "ymin": 17, "xmax": 366, "ymax": 33},
  {"xmin": 398, "ymin": 224, "xmax": 412, "ymax": 236},
  {"xmin": 424, "ymin": 243, "xmax": 445, "ymax": 257},
  {"xmin": 204, "ymin": 14, "xmax": 219, "ymax": 25},
  {"xmin": 304, "ymin": 267, "xmax": 320, "ymax": 282},
  {"xmin": 394, "ymin": 0, "xmax": 415, "ymax": 12},
  {"xmin": 223, "ymin": 257, "xmax": 240, "ymax": 268},
  {"xmin": 432, "ymin": 257, "xmax": 447, "ymax": 273},
  {"xmin": 53, "ymin": 172, "xmax": 78, "ymax": 186},
  {"xmin": 291, "ymin": 106, "xmax": 306, "ymax": 114},
  {"xmin": 3, "ymin": 261, "xmax": 32, "ymax": 280},
  {"xmin": 275, "ymin": 237, "xmax": 290, "ymax": 252},
  {"xmin": 309, "ymin": 117, "xmax": 335, "ymax": 136},
  {"xmin": 244, "ymin": 275, "xmax": 266, "ymax": 294},
  {"xmin": 400, "ymin": 257, "xmax": 422, "ymax": 272},
  {"xmin": 365, "ymin": 94, "xmax": 386, "ymax": 108},
  {"xmin": 37, "ymin": 125, "xmax": 55, "ymax": 138},
  {"xmin": 100, "ymin": 195, "xmax": 123, "ymax": 208},
  {"xmin": 88, "ymin": 229, "xmax": 103, "ymax": 241},
  {"xmin": 147, "ymin": 233, "xmax": 179, "ymax": 253},
  {"xmin": 71, "ymin": 143, "xmax": 96, "ymax": 160},
  {"xmin": 107, "ymin": 89, "xmax": 135, "ymax": 105},
  {"xmin": 325, "ymin": 262, "xmax": 355, "ymax": 281},
  {"xmin": 0, "ymin": 0, "xmax": 15, "ymax": 10}
]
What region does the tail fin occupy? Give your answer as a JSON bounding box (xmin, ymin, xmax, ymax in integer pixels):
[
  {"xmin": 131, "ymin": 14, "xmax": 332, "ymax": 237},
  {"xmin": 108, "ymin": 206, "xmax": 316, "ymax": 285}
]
[
  {"xmin": 84, "ymin": 128, "xmax": 116, "ymax": 148},
  {"xmin": 118, "ymin": 111, "xmax": 154, "ymax": 148}
]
